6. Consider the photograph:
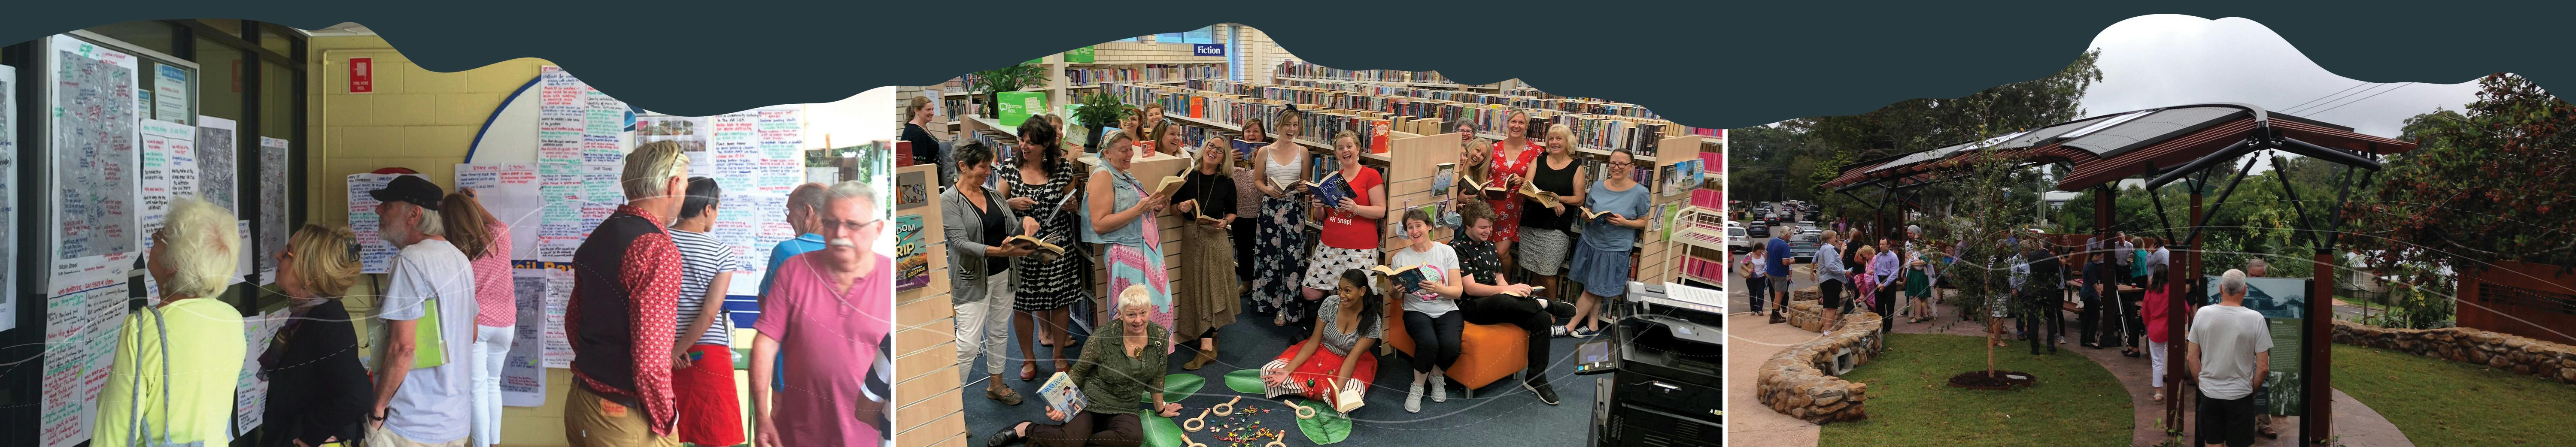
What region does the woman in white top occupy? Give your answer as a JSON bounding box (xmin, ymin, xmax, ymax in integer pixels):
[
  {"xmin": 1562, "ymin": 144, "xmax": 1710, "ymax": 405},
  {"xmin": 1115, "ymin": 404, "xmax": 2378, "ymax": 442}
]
[
  {"xmin": 1389, "ymin": 208, "xmax": 1469, "ymax": 413},
  {"xmin": 1249, "ymin": 108, "xmax": 1312, "ymax": 326}
]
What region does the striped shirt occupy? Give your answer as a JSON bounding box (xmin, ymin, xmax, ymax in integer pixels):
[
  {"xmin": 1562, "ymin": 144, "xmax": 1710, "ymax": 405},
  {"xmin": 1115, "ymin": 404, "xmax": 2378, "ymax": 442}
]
[{"xmin": 669, "ymin": 228, "xmax": 739, "ymax": 347}]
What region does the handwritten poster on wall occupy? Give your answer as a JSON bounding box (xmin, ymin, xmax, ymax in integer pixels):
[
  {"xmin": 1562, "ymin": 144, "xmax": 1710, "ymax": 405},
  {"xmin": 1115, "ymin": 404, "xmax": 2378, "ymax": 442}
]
[
  {"xmin": 256, "ymin": 136, "xmax": 291, "ymax": 284},
  {"xmin": 40, "ymin": 282, "xmax": 129, "ymax": 447},
  {"xmin": 544, "ymin": 264, "xmax": 576, "ymax": 367},
  {"xmin": 48, "ymin": 35, "xmax": 143, "ymax": 292},
  {"xmin": 456, "ymin": 163, "xmax": 541, "ymax": 260},
  {"xmin": 233, "ymin": 308, "xmax": 288, "ymax": 436},
  {"xmin": 137, "ymin": 118, "xmax": 198, "ymax": 258},
  {"xmin": 347, "ymin": 173, "xmax": 429, "ymax": 274}
]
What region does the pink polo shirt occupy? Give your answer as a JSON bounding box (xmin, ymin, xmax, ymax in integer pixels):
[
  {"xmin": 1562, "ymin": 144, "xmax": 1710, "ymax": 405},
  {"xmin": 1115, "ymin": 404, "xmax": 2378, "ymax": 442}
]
[{"xmin": 753, "ymin": 251, "xmax": 893, "ymax": 447}]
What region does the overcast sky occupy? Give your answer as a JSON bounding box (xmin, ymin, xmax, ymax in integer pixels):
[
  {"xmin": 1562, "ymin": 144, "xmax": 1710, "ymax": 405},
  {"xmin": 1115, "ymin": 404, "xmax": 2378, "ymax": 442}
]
[{"xmin": 2081, "ymin": 15, "xmax": 2483, "ymax": 139}]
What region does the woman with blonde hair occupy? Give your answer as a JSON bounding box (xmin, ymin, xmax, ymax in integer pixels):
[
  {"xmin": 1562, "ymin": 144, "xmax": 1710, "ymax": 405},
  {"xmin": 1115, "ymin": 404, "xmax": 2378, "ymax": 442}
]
[
  {"xmin": 1249, "ymin": 108, "xmax": 1313, "ymax": 325},
  {"xmin": 94, "ymin": 196, "xmax": 246, "ymax": 446},
  {"xmin": 1485, "ymin": 111, "xmax": 1543, "ymax": 273},
  {"xmin": 1521, "ymin": 124, "xmax": 1589, "ymax": 336},
  {"xmin": 1086, "ymin": 131, "xmax": 1178, "ymax": 352},
  {"xmin": 260, "ymin": 224, "xmax": 374, "ymax": 447},
  {"xmin": 1172, "ymin": 139, "xmax": 1242, "ymax": 369}
]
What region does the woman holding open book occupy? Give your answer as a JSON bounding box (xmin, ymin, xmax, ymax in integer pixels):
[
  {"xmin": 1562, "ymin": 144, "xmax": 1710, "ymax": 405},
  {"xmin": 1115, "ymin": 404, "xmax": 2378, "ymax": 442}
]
[
  {"xmin": 1172, "ymin": 139, "xmax": 1243, "ymax": 370},
  {"xmin": 1451, "ymin": 134, "xmax": 1495, "ymax": 206},
  {"xmin": 1300, "ymin": 131, "xmax": 1391, "ymax": 325},
  {"xmin": 1250, "ymin": 109, "xmax": 1312, "ymax": 325},
  {"xmin": 1521, "ymin": 124, "xmax": 1590, "ymax": 336},
  {"xmin": 1487, "ymin": 110, "xmax": 1544, "ymax": 275},
  {"xmin": 1564, "ymin": 148, "xmax": 1654, "ymax": 338},
  {"xmin": 985, "ymin": 293, "xmax": 1179, "ymax": 447},
  {"xmin": 1004, "ymin": 118, "xmax": 1090, "ymax": 378},
  {"xmin": 946, "ymin": 141, "xmax": 1039, "ymax": 404},
  {"xmin": 1388, "ymin": 208, "xmax": 1468, "ymax": 413},
  {"xmin": 1261, "ymin": 269, "xmax": 1385, "ymax": 411},
  {"xmin": 1086, "ymin": 131, "xmax": 1179, "ymax": 353}
]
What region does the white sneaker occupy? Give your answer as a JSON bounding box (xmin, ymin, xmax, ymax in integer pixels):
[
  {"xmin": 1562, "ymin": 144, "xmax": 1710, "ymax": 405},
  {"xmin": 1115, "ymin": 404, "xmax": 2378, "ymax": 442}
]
[
  {"xmin": 1405, "ymin": 382, "xmax": 1425, "ymax": 413},
  {"xmin": 1430, "ymin": 370, "xmax": 1449, "ymax": 403}
]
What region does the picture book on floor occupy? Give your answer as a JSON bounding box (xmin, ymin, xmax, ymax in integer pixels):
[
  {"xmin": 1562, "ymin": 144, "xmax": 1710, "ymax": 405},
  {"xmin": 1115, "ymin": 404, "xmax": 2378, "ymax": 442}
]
[{"xmin": 1038, "ymin": 372, "xmax": 1085, "ymax": 417}]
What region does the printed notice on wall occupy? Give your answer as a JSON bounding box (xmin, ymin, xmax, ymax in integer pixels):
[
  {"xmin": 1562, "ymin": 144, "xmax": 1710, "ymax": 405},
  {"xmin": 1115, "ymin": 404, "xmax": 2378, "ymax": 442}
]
[
  {"xmin": 544, "ymin": 263, "xmax": 577, "ymax": 367},
  {"xmin": 504, "ymin": 267, "xmax": 550, "ymax": 405},
  {"xmin": 256, "ymin": 136, "xmax": 291, "ymax": 284},
  {"xmin": 348, "ymin": 173, "xmax": 430, "ymax": 274},
  {"xmin": 2, "ymin": 66, "xmax": 18, "ymax": 332},
  {"xmin": 49, "ymin": 35, "xmax": 143, "ymax": 292}
]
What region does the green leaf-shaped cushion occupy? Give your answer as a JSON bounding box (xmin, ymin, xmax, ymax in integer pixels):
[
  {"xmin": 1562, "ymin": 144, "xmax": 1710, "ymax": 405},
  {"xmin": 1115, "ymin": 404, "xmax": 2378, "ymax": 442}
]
[
  {"xmin": 1164, "ymin": 373, "xmax": 1208, "ymax": 402},
  {"xmin": 1224, "ymin": 369, "xmax": 1268, "ymax": 394},
  {"xmin": 1140, "ymin": 408, "xmax": 1187, "ymax": 447},
  {"xmin": 1295, "ymin": 399, "xmax": 1353, "ymax": 444}
]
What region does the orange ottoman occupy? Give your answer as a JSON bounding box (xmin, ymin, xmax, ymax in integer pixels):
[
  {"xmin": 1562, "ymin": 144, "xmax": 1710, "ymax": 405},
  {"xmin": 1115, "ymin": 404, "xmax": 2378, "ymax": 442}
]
[{"xmin": 1381, "ymin": 301, "xmax": 1532, "ymax": 394}]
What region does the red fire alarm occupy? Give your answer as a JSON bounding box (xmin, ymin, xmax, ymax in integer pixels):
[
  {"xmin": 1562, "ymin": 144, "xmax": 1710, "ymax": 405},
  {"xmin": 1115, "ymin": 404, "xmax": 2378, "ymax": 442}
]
[{"xmin": 349, "ymin": 57, "xmax": 374, "ymax": 94}]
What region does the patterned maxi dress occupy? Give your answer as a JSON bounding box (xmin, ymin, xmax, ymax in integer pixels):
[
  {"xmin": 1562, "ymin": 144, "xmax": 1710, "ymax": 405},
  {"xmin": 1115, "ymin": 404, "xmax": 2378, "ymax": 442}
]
[
  {"xmin": 1250, "ymin": 154, "xmax": 1310, "ymax": 323},
  {"xmin": 1091, "ymin": 165, "xmax": 1177, "ymax": 353},
  {"xmin": 1004, "ymin": 157, "xmax": 1092, "ymax": 311}
]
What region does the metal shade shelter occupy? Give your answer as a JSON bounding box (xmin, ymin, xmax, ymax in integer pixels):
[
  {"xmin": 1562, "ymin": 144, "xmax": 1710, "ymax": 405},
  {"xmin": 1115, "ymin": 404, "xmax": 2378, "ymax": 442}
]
[{"xmin": 1819, "ymin": 103, "xmax": 2417, "ymax": 445}]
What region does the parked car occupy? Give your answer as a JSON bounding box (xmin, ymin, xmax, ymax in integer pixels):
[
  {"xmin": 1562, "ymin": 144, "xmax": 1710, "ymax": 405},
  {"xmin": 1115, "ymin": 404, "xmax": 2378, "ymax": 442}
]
[
  {"xmin": 1727, "ymin": 222, "xmax": 1750, "ymax": 253},
  {"xmin": 1788, "ymin": 234, "xmax": 1822, "ymax": 264}
]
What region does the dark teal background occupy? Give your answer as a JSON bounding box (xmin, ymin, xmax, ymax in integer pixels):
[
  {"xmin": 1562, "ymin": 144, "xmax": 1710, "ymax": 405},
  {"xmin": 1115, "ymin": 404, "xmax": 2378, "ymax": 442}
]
[{"xmin": 5, "ymin": 2, "xmax": 2563, "ymax": 127}]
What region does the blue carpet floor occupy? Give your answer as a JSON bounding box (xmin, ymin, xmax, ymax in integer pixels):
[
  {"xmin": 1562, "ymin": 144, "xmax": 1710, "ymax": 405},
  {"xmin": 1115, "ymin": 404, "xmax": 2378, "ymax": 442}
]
[{"xmin": 957, "ymin": 298, "xmax": 1598, "ymax": 447}]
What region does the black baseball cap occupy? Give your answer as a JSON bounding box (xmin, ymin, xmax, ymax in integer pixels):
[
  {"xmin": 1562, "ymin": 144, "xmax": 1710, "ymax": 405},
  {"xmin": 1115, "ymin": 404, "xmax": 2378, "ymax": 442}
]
[{"xmin": 369, "ymin": 175, "xmax": 444, "ymax": 209}]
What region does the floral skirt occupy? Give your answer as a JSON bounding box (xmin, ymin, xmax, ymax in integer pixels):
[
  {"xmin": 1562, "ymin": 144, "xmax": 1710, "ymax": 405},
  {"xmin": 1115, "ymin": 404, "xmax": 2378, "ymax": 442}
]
[{"xmin": 1251, "ymin": 197, "xmax": 1309, "ymax": 321}]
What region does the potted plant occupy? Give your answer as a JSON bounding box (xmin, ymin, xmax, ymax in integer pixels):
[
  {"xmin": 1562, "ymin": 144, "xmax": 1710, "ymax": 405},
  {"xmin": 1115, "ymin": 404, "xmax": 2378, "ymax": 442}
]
[
  {"xmin": 969, "ymin": 63, "xmax": 1048, "ymax": 122},
  {"xmin": 1073, "ymin": 91, "xmax": 1130, "ymax": 152}
]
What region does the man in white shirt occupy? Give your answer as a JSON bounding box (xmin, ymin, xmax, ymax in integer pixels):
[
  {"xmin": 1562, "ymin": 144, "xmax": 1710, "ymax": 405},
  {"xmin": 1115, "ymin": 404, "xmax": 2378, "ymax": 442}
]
[
  {"xmin": 2187, "ymin": 269, "xmax": 2272, "ymax": 447},
  {"xmin": 367, "ymin": 175, "xmax": 482, "ymax": 447}
]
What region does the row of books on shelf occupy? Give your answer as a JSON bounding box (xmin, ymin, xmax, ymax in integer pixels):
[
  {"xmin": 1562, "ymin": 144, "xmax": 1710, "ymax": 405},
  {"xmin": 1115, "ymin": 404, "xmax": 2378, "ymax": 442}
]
[
  {"xmin": 1166, "ymin": 80, "xmax": 1694, "ymax": 152},
  {"xmin": 1065, "ymin": 64, "xmax": 1222, "ymax": 86},
  {"xmin": 1680, "ymin": 256, "xmax": 1724, "ymax": 284},
  {"xmin": 1275, "ymin": 60, "xmax": 1455, "ymax": 84}
]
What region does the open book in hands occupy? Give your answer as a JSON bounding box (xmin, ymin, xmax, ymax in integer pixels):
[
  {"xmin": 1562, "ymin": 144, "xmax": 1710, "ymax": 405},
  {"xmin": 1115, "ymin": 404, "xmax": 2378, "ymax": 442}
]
[
  {"xmin": 1367, "ymin": 264, "xmax": 1443, "ymax": 298},
  {"xmin": 1004, "ymin": 235, "xmax": 1068, "ymax": 257},
  {"xmin": 1520, "ymin": 181, "xmax": 1563, "ymax": 209},
  {"xmin": 1493, "ymin": 285, "xmax": 1547, "ymax": 297},
  {"xmin": 1182, "ymin": 199, "xmax": 1228, "ymax": 227},
  {"xmin": 1332, "ymin": 378, "xmax": 1367, "ymax": 413},
  {"xmin": 1580, "ymin": 206, "xmax": 1624, "ymax": 223}
]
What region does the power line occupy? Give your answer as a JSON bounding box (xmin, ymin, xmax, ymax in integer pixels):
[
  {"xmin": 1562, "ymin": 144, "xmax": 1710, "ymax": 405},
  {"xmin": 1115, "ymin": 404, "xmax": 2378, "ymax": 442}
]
[
  {"xmin": 2286, "ymin": 82, "xmax": 2392, "ymax": 115},
  {"xmin": 2278, "ymin": 81, "xmax": 2371, "ymax": 113},
  {"xmin": 2302, "ymin": 82, "xmax": 2415, "ymax": 116}
]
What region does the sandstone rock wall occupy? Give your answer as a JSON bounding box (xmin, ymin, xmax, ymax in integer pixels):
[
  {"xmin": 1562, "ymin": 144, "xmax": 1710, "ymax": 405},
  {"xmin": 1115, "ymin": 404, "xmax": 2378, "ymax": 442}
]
[
  {"xmin": 2330, "ymin": 320, "xmax": 2576, "ymax": 385},
  {"xmin": 1755, "ymin": 313, "xmax": 1884, "ymax": 423}
]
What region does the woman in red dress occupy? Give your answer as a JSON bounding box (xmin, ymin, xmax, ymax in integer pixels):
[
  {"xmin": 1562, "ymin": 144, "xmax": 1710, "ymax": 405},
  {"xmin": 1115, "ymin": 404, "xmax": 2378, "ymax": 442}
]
[{"xmin": 1485, "ymin": 110, "xmax": 1543, "ymax": 274}]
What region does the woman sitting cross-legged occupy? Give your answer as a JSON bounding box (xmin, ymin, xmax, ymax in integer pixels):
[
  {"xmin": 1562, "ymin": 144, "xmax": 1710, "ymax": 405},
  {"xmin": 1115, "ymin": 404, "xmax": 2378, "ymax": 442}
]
[
  {"xmin": 1261, "ymin": 269, "xmax": 1386, "ymax": 410},
  {"xmin": 985, "ymin": 287, "xmax": 1182, "ymax": 447}
]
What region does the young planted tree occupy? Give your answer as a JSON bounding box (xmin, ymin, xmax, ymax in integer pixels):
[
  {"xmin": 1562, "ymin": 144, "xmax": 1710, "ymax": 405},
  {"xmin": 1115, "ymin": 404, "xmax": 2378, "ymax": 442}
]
[{"xmin": 1914, "ymin": 135, "xmax": 2042, "ymax": 384}]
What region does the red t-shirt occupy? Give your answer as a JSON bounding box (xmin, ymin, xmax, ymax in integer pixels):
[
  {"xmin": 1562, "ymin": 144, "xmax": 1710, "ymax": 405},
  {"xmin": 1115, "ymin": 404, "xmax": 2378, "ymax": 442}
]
[{"xmin": 1320, "ymin": 166, "xmax": 1384, "ymax": 250}]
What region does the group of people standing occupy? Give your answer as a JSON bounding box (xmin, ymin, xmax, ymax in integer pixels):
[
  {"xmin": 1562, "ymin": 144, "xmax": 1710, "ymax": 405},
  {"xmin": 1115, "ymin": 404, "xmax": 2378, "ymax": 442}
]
[
  {"xmin": 91, "ymin": 139, "xmax": 892, "ymax": 447},
  {"xmin": 924, "ymin": 99, "xmax": 1650, "ymax": 447},
  {"xmin": 1750, "ymin": 217, "xmax": 2281, "ymax": 447}
]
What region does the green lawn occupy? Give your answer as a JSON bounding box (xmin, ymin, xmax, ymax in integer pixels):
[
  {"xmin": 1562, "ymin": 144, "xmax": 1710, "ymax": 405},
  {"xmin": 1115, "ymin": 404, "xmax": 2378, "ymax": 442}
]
[
  {"xmin": 1818, "ymin": 333, "xmax": 2133, "ymax": 447},
  {"xmin": 2332, "ymin": 344, "xmax": 2576, "ymax": 445}
]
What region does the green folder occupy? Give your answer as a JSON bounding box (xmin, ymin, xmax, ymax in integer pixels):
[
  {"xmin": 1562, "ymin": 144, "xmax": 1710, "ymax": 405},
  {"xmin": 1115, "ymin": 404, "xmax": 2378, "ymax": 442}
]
[{"xmin": 410, "ymin": 297, "xmax": 450, "ymax": 369}]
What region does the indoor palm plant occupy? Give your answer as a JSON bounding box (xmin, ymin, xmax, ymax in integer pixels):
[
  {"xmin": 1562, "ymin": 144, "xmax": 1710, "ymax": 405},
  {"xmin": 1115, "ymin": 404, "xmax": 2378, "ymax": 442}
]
[{"xmin": 1073, "ymin": 91, "xmax": 1130, "ymax": 152}]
